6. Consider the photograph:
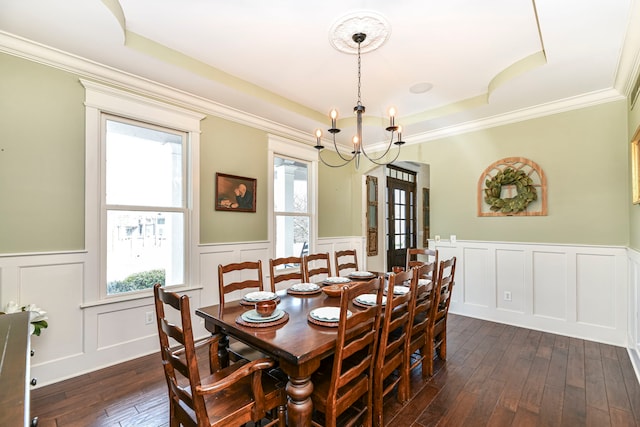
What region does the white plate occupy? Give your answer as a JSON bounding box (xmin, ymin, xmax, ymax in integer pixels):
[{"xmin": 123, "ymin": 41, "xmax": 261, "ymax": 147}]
[
  {"xmin": 309, "ymin": 307, "xmax": 351, "ymax": 322},
  {"xmin": 323, "ymin": 276, "xmax": 351, "ymax": 284},
  {"xmin": 385, "ymin": 285, "xmax": 410, "ymax": 295},
  {"xmin": 290, "ymin": 283, "xmax": 320, "ymax": 292},
  {"xmin": 349, "ymin": 271, "xmax": 375, "ymax": 278},
  {"xmin": 354, "ymin": 294, "xmax": 386, "ymax": 306},
  {"xmin": 242, "ymin": 309, "xmax": 284, "ymax": 323},
  {"xmin": 243, "ymin": 291, "xmax": 277, "ymax": 302},
  {"xmin": 418, "ymin": 279, "xmax": 431, "ymax": 286}
]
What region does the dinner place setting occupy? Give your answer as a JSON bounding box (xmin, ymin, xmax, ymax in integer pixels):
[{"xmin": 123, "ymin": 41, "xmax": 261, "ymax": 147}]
[
  {"xmin": 307, "ymin": 306, "xmax": 351, "ymax": 328},
  {"xmin": 236, "ymin": 291, "xmax": 289, "ymax": 327},
  {"xmin": 286, "ymin": 282, "xmax": 322, "ymax": 296}
]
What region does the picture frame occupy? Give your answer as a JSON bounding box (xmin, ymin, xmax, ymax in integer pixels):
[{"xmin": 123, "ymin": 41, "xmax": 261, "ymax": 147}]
[
  {"xmin": 215, "ymin": 173, "xmax": 257, "ymax": 212},
  {"xmin": 422, "ymin": 188, "xmax": 430, "ymax": 246},
  {"xmin": 632, "ymin": 126, "xmax": 640, "ymax": 204}
]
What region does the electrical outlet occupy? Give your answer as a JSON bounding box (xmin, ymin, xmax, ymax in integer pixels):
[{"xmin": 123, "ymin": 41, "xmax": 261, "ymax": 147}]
[
  {"xmin": 503, "ymin": 291, "xmax": 512, "ymax": 301},
  {"xmin": 145, "ymin": 311, "xmax": 154, "ymax": 325},
  {"xmin": 450, "ymin": 235, "xmax": 457, "ymax": 244},
  {"xmin": 435, "ymin": 235, "xmax": 441, "ymax": 243}
]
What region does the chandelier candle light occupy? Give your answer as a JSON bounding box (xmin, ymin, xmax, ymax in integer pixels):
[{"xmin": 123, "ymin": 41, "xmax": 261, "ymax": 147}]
[{"xmin": 314, "ymin": 31, "xmax": 405, "ymax": 169}]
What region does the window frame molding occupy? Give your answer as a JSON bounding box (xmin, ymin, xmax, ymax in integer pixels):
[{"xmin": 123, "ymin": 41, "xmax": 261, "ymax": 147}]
[
  {"xmin": 267, "ymin": 134, "xmax": 318, "ymax": 259},
  {"xmin": 82, "ymin": 79, "xmax": 205, "ymax": 304}
]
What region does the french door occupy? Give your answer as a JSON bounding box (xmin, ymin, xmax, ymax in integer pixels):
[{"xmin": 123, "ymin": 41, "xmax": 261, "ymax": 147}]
[{"xmin": 386, "ymin": 166, "xmax": 417, "ymax": 269}]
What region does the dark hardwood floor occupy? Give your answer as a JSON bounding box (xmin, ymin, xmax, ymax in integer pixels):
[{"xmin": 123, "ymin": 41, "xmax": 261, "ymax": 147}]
[{"xmin": 31, "ymin": 314, "xmax": 640, "ymax": 426}]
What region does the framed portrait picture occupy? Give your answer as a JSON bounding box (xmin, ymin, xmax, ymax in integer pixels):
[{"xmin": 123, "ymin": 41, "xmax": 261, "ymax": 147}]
[
  {"xmin": 632, "ymin": 126, "xmax": 640, "ymax": 204},
  {"xmin": 215, "ymin": 173, "xmax": 257, "ymax": 212}
]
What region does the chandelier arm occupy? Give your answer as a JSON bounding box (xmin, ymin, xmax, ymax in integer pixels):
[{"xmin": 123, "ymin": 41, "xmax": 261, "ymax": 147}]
[
  {"xmin": 363, "ymin": 143, "xmax": 402, "ymax": 166},
  {"xmin": 318, "ymin": 150, "xmax": 358, "ymax": 168},
  {"xmin": 330, "ymin": 133, "xmax": 358, "ymax": 163},
  {"xmin": 359, "ymin": 130, "xmax": 396, "ymax": 161}
]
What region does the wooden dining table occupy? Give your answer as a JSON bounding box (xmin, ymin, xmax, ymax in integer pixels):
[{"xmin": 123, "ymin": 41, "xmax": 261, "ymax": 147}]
[{"xmin": 196, "ymin": 286, "xmax": 353, "ymax": 427}]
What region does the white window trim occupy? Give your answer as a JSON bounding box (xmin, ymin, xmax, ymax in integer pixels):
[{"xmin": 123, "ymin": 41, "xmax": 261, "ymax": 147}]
[
  {"xmin": 267, "ymin": 134, "xmax": 319, "ymax": 258},
  {"xmin": 82, "ymin": 79, "xmax": 205, "ymax": 305}
]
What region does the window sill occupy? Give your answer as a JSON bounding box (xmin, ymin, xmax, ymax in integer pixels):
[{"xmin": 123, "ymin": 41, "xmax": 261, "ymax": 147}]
[{"xmin": 80, "ymin": 284, "xmax": 204, "ymax": 309}]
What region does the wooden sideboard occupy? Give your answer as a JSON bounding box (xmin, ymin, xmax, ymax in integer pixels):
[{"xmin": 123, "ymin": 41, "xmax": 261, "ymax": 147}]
[{"xmin": 0, "ymin": 311, "xmax": 36, "ymax": 426}]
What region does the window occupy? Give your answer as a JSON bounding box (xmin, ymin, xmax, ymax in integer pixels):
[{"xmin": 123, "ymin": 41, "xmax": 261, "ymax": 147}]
[
  {"xmin": 273, "ymin": 156, "xmax": 310, "ymax": 261},
  {"xmin": 103, "ymin": 117, "xmax": 186, "ymax": 295},
  {"xmin": 82, "ymin": 80, "xmax": 204, "ymax": 303},
  {"xmin": 268, "ymin": 135, "xmax": 318, "ymax": 267}
]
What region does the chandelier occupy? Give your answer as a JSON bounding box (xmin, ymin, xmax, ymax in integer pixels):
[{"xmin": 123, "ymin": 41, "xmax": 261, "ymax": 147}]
[{"xmin": 314, "ymin": 32, "xmax": 405, "ymax": 169}]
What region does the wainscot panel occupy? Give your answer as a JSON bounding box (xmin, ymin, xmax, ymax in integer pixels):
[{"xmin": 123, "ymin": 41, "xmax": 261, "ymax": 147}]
[
  {"xmin": 496, "ymin": 248, "xmax": 526, "ymax": 313},
  {"xmin": 434, "ymin": 239, "xmax": 628, "ymax": 347},
  {"xmin": 317, "ymin": 236, "xmax": 366, "ymax": 269},
  {"xmin": 462, "ymin": 247, "xmax": 490, "ymax": 308},
  {"xmin": 626, "ymin": 248, "xmax": 640, "ymax": 382}
]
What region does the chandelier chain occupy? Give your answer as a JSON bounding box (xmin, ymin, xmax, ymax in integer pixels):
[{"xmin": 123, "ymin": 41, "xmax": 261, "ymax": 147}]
[{"xmin": 357, "ymin": 40, "xmax": 362, "ymax": 107}]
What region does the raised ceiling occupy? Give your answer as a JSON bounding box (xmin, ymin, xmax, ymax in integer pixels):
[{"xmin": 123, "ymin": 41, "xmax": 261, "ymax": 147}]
[{"xmin": 0, "ymin": 0, "xmax": 638, "ymax": 148}]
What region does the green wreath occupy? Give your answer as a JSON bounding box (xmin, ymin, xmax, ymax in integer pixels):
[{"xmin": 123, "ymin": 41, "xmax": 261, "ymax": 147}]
[{"xmin": 484, "ymin": 168, "xmax": 537, "ymax": 213}]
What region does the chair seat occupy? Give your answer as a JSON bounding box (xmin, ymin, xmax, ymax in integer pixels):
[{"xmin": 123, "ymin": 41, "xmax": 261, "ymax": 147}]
[
  {"xmin": 174, "ymin": 363, "xmax": 284, "ymax": 426},
  {"xmin": 197, "ymin": 363, "xmax": 284, "ymax": 425}
]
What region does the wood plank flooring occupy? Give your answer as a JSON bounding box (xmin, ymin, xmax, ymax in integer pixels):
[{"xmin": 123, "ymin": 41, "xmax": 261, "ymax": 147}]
[{"xmin": 31, "ymin": 314, "xmax": 640, "ymax": 426}]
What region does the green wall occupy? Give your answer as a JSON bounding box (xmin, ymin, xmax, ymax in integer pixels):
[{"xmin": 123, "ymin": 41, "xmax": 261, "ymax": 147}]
[
  {"xmin": 398, "ymin": 100, "xmax": 629, "ymax": 245},
  {"xmin": 199, "ymin": 117, "xmax": 268, "ymax": 243},
  {"xmin": 1, "ymin": 51, "xmax": 632, "ymax": 253},
  {"xmin": 317, "ymin": 151, "xmax": 363, "ymax": 237},
  {"xmin": 0, "ymin": 53, "xmax": 85, "ymax": 253}
]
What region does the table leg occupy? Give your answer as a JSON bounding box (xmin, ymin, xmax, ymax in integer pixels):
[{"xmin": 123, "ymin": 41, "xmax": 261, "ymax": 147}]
[
  {"xmin": 285, "ymin": 375, "xmax": 313, "ymax": 426},
  {"xmin": 218, "ymin": 334, "xmax": 230, "ymax": 368}
]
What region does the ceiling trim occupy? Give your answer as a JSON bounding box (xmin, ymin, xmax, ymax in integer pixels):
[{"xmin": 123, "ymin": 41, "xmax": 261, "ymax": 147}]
[{"xmin": 0, "ymin": 30, "xmax": 626, "ymax": 153}]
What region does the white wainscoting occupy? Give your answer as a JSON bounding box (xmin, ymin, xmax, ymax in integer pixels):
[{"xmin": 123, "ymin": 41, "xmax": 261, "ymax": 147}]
[
  {"xmin": 0, "ymin": 237, "xmax": 364, "ymax": 387},
  {"xmin": 316, "ymin": 237, "xmax": 367, "ymax": 270},
  {"xmin": 626, "ymin": 248, "xmax": 640, "ymax": 381},
  {"xmin": 3, "ymin": 237, "xmax": 635, "ymax": 387},
  {"xmin": 434, "ymin": 240, "xmax": 630, "ymax": 347}
]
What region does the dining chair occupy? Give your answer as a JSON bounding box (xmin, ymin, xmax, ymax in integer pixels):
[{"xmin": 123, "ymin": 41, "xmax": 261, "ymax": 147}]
[
  {"xmin": 334, "ymin": 249, "xmax": 359, "ymax": 277},
  {"xmin": 427, "ymin": 256, "xmax": 457, "ymax": 376},
  {"xmin": 310, "ymin": 277, "xmax": 384, "ymax": 427},
  {"xmin": 218, "ymin": 260, "xmax": 269, "ymax": 364},
  {"xmin": 406, "ymin": 247, "xmax": 438, "ymax": 272},
  {"xmin": 269, "ymin": 256, "xmax": 304, "ymax": 291},
  {"xmin": 218, "ymin": 260, "xmax": 270, "ymax": 311},
  {"xmin": 153, "ymin": 284, "xmax": 286, "ymax": 427},
  {"xmin": 372, "ymin": 270, "xmax": 412, "ymax": 427},
  {"xmin": 404, "ymin": 261, "xmax": 437, "ymax": 384},
  {"xmin": 303, "ymin": 252, "xmax": 332, "ymax": 283}
]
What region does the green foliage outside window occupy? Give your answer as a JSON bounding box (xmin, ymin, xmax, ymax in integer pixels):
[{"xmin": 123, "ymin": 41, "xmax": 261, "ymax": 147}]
[{"xmin": 107, "ymin": 269, "xmax": 165, "ymax": 294}]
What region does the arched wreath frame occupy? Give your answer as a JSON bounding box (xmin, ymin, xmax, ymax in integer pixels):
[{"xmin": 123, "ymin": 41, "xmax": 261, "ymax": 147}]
[{"xmin": 477, "ymin": 157, "xmax": 547, "ymax": 217}]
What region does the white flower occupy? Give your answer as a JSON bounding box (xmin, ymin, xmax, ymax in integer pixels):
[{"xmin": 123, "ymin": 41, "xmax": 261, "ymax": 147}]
[
  {"xmin": 4, "ymin": 300, "xmax": 20, "ymax": 313},
  {"xmin": 2, "ymin": 301, "xmax": 49, "ymax": 336},
  {"xmin": 23, "ymin": 304, "xmax": 47, "ymax": 322}
]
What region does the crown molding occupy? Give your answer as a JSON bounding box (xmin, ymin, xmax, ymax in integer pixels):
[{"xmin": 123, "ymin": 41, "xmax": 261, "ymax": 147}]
[
  {"xmin": 0, "ymin": 30, "xmax": 627, "ymax": 154},
  {"xmin": 0, "ymin": 31, "xmax": 312, "ymax": 144},
  {"xmin": 399, "ymin": 88, "xmax": 626, "ymax": 146}
]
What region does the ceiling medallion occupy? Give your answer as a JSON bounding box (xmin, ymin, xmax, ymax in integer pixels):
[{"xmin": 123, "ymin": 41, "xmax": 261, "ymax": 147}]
[{"xmin": 329, "ymin": 11, "xmax": 390, "ymax": 55}]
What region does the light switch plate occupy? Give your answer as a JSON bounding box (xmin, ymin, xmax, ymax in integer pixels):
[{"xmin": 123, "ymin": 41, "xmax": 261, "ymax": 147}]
[{"xmin": 450, "ymin": 235, "xmax": 457, "ymax": 243}]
